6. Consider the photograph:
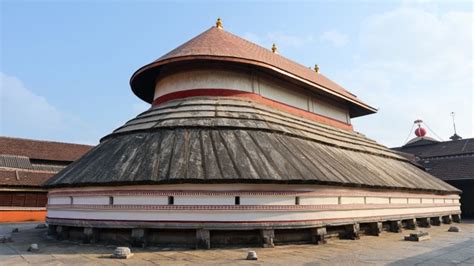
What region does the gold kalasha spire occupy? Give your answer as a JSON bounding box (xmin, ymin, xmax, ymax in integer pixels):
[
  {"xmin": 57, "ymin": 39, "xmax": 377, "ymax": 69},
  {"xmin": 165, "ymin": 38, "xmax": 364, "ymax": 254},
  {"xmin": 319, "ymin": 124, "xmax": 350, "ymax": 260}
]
[
  {"xmin": 216, "ymin": 18, "xmax": 223, "ymax": 29},
  {"xmin": 314, "ymin": 64, "xmax": 320, "ymax": 73},
  {"xmin": 271, "ymin": 43, "xmax": 278, "ymax": 53}
]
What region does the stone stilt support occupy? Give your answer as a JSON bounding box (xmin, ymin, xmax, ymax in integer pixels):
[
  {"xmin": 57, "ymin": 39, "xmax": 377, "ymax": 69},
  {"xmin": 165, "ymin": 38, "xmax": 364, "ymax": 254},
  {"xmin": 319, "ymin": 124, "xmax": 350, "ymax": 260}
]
[
  {"xmin": 442, "ymin": 215, "xmax": 452, "ymax": 224},
  {"xmin": 311, "ymin": 227, "xmax": 327, "ymax": 245},
  {"xmin": 131, "ymin": 228, "xmax": 147, "ymax": 247},
  {"xmin": 452, "ymin": 214, "xmax": 461, "ymax": 223},
  {"xmin": 83, "ymin": 227, "xmax": 98, "ymax": 244},
  {"xmin": 342, "ymin": 224, "xmax": 360, "ymax": 240},
  {"xmin": 418, "ymin": 218, "xmax": 431, "ymax": 228},
  {"xmin": 389, "ymin": 221, "xmax": 402, "ymax": 233},
  {"xmin": 405, "ymin": 219, "xmax": 417, "ymax": 230},
  {"xmin": 367, "ymin": 222, "xmax": 383, "ymax": 236},
  {"xmin": 56, "ymin": 225, "xmax": 69, "ymax": 240},
  {"xmin": 430, "ymin": 217, "xmax": 441, "ymax": 226},
  {"xmin": 47, "ymin": 224, "xmax": 57, "ymax": 236},
  {"xmin": 261, "ymin": 229, "xmax": 275, "ymax": 248},
  {"xmin": 196, "ymin": 229, "xmax": 210, "ymax": 249}
]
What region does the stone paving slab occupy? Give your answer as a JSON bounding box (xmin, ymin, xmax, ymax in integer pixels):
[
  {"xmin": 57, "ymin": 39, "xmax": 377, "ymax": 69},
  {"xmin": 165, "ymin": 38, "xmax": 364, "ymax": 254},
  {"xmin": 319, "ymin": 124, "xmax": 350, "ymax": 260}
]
[{"xmin": 0, "ymin": 220, "xmax": 473, "ymax": 265}]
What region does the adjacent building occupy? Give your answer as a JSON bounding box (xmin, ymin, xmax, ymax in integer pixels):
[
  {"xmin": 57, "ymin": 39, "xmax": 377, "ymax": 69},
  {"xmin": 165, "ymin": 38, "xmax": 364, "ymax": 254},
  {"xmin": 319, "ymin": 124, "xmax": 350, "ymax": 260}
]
[
  {"xmin": 44, "ymin": 19, "xmax": 461, "ymax": 248},
  {"xmin": 0, "ymin": 137, "xmax": 92, "ymax": 222},
  {"xmin": 393, "ymin": 130, "xmax": 474, "ymax": 218}
]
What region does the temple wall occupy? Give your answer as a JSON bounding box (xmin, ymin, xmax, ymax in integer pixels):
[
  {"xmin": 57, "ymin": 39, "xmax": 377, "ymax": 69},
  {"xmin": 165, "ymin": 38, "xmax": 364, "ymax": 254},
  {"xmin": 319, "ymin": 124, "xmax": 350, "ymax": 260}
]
[
  {"xmin": 46, "ymin": 184, "xmax": 460, "ymax": 229},
  {"xmin": 154, "ymin": 69, "xmax": 350, "ymax": 123}
]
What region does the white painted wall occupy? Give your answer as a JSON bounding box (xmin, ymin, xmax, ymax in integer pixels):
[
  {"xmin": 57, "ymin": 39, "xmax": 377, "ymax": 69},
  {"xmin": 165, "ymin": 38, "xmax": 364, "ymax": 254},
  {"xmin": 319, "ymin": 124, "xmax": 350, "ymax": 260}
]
[
  {"xmin": 422, "ymin": 198, "xmax": 435, "ymax": 204},
  {"xmin": 408, "ymin": 198, "xmax": 422, "ymax": 204},
  {"xmin": 258, "ymin": 77, "xmax": 308, "ymax": 110},
  {"xmin": 240, "ymin": 196, "xmax": 295, "ymax": 205},
  {"xmin": 391, "ymin": 198, "xmax": 408, "ymax": 204},
  {"xmin": 47, "ymin": 184, "xmax": 460, "ymax": 224},
  {"xmin": 302, "ymin": 197, "xmax": 339, "ymax": 205},
  {"xmin": 366, "ymin": 197, "xmax": 390, "ymax": 204},
  {"xmin": 49, "ymin": 197, "xmax": 71, "ymax": 205},
  {"xmin": 113, "ymin": 196, "xmax": 168, "ymax": 205},
  {"xmin": 153, "ymin": 69, "xmax": 350, "ymax": 123},
  {"xmin": 434, "ymin": 199, "xmax": 444, "ymax": 204},
  {"xmin": 73, "ymin": 196, "xmax": 109, "ymax": 205},
  {"xmin": 340, "ymin": 196, "xmax": 365, "ymax": 204},
  {"xmin": 175, "ymin": 196, "xmax": 234, "ymax": 205}
]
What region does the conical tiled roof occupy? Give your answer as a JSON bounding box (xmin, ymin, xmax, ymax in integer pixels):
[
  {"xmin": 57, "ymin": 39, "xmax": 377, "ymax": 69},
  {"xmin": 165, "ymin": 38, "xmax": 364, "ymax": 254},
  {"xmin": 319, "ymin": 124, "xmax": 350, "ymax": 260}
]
[{"xmin": 130, "ymin": 26, "xmax": 376, "ymax": 117}]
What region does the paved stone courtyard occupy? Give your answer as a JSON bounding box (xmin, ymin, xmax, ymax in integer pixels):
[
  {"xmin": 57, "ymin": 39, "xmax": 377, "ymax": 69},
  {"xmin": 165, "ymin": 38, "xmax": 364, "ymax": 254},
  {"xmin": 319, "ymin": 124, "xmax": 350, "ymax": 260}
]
[{"xmin": 1, "ymin": 220, "xmax": 473, "ymax": 265}]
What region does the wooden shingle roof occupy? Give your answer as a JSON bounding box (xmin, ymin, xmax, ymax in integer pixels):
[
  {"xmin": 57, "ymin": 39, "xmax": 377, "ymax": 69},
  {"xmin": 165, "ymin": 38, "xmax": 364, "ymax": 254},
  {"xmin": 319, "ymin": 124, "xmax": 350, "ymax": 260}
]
[
  {"xmin": 44, "ymin": 97, "xmax": 459, "ymax": 193},
  {"xmin": 130, "ymin": 26, "xmax": 376, "ymax": 117}
]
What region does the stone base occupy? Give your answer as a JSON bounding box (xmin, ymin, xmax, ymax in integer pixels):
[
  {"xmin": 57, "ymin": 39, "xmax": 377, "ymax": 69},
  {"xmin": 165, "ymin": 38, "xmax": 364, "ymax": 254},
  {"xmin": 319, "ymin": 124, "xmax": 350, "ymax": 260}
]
[
  {"xmin": 131, "ymin": 229, "xmax": 147, "ymax": 247},
  {"xmin": 389, "ymin": 221, "xmax": 402, "ymax": 233},
  {"xmin": 196, "ymin": 229, "xmax": 210, "ymax": 249},
  {"xmin": 261, "ymin": 229, "xmax": 274, "ymax": 248},
  {"xmin": 417, "ymin": 218, "xmax": 431, "ymax": 228},
  {"xmin": 311, "ymin": 227, "xmax": 327, "ymax": 244},
  {"xmin": 83, "ymin": 227, "xmax": 98, "ymax": 244},
  {"xmin": 452, "ymin": 214, "xmax": 461, "ymax": 223},
  {"xmin": 56, "ymin": 225, "xmax": 69, "ymax": 240},
  {"xmin": 430, "ymin": 217, "xmax": 441, "ymax": 226},
  {"xmin": 404, "ymin": 232, "xmax": 430, "ymax": 242},
  {"xmin": 442, "ymin": 215, "xmax": 452, "ymax": 224},
  {"xmin": 405, "ymin": 219, "xmax": 417, "ymax": 230},
  {"xmin": 367, "ymin": 222, "xmax": 383, "ymax": 236},
  {"xmin": 341, "ymin": 224, "xmax": 360, "ymax": 240}
]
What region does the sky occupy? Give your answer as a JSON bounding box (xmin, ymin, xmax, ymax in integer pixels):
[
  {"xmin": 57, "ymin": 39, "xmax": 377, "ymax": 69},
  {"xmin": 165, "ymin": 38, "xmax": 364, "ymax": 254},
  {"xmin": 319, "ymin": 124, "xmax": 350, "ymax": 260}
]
[{"xmin": 1, "ymin": 0, "xmax": 472, "ymax": 147}]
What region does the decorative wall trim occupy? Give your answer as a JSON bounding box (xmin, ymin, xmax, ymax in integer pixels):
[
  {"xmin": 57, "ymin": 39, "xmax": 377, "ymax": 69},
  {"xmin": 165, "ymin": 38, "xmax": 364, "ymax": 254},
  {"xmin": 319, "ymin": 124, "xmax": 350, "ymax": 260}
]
[
  {"xmin": 48, "ymin": 188, "xmax": 460, "ymax": 199},
  {"xmin": 47, "ymin": 203, "xmax": 460, "ymax": 212}
]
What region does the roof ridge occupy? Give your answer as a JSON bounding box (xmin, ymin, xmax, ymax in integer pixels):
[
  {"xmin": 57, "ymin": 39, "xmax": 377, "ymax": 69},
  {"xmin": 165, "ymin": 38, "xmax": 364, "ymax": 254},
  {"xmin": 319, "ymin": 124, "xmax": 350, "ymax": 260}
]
[{"xmin": 0, "ymin": 135, "xmax": 94, "ymax": 147}]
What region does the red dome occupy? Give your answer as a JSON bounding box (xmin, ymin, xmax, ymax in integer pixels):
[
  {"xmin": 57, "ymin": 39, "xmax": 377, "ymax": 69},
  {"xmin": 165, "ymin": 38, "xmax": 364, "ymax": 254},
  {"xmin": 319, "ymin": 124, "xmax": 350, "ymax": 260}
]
[{"xmin": 415, "ymin": 127, "xmax": 426, "ymax": 137}]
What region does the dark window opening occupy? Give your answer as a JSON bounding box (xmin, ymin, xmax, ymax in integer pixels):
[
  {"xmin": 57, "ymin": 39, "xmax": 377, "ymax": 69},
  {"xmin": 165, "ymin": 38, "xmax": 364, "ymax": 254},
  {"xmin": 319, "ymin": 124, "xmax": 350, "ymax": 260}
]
[
  {"xmin": 235, "ymin": 196, "xmax": 240, "ymax": 205},
  {"xmin": 168, "ymin": 196, "xmax": 174, "ymax": 205},
  {"xmin": 109, "ymin": 196, "xmax": 114, "ymax": 205},
  {"xmin": 295, "ymin": 196, "xmax": 300, "ymax": 205}
]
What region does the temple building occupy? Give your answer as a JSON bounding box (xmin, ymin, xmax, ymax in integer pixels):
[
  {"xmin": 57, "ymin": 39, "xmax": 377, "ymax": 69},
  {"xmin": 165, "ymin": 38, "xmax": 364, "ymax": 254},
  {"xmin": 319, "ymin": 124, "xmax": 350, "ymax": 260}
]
[
  {"xmin": 393, "ymin": 124, "xmax": 473, "ymax": 218},
  {"xmin": 44, "ymin": 19, "xmax": 461, "ymax": 248},
  {"xmin": 0, "ymin": 137, "xmax": 92, "ymax": 222}
]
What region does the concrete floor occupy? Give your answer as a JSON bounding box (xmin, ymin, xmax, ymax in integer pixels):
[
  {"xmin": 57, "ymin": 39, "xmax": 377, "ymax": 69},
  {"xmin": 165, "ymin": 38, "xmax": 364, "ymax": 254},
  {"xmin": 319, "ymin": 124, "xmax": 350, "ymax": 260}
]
[{"xmin": 0, "ymin": 221, "xmax": 473, "ymax": 265}]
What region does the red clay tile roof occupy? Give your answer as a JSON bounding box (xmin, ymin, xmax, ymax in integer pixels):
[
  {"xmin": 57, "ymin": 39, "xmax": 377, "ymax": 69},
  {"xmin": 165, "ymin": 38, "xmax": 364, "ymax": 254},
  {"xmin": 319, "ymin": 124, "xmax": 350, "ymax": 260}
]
[
  {"xmin": 0, "ymin": 136, "xmax": 93, "ymax": 162},
  {"xmin": 0, "ymin": 169, "xmax": 52, "ymax": 187},
  {"xmin": 130, "ymin": 26, "xmax": 376, "ymax": 117}
]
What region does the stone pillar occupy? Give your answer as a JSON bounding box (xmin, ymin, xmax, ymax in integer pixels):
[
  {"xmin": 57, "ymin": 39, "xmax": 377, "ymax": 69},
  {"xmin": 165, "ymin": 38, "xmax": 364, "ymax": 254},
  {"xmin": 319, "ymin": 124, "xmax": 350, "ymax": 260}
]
[
  {"xmin": 196, "ymin": 229, "xmax": 210, "ymax": 249},
  {"xmin": 56, "ymin": 225, "xmax": 69, "ymax": 240},
  {"xmin": 260, "ymin": 229, "xmax": 275, "ymax": 248},
  {"xmin": 452, "ymin": 214, "xmax": 461, "ymax": 223},
  {"xmin": 442, "ymin": 215, "xmax": 452, "ymax": 224},
  {"xmin": 131, "ymin": 228, "xmax": 147, "ymax": 247},
  {"xmin": 47, "ymin": 224, "xmax": 57, "ymax": 236},
  {"xmin": 405, "ymin": 219, "xmax": 417, "ymax": 230},
  {"xmin": 389, "ymin": 221, "xmax": 402, "ymax": 233},
  {"xmin": 430, "ymin": 217, "xmax": 441, "ymax": 226},
  {"xmin": 83, "ymin": 227, "xmax": 99, "ymax": 244},
  {"xmin": 418, "ymin": 218, "xmax": 431, "ymax": 228},
  {"xmin": 311, "ymin": 227, "xmax": 327, "ymax": 245},
  {"xmin": 342, "ymin": 224, "xmax": 360, "ymax": 240},
  {"xmin": 367, "ymin": 222, "xmax": 383, "ymax": 236}
]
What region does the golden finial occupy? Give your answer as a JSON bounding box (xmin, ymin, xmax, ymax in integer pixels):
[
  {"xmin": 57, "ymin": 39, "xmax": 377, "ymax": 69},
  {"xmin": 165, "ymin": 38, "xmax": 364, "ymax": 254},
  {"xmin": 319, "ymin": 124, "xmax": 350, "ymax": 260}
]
[
  {"xmin": 216, "ymin": 17, "xmax": 223, "ymax": 29},
  {"xmin": 271, "ymin": 43, "xmax": 278, "ymax": 53},
  {"xmin": 314, "ymin": 64, "xmax": 320, "ymax": 73}
]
